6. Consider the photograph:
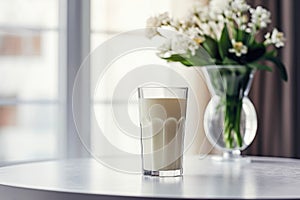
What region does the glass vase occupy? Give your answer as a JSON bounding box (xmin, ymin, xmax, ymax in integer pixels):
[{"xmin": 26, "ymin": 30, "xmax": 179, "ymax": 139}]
[{"xmin": 202, "ymin": 65, "xmax": 257, "ymax": 162}]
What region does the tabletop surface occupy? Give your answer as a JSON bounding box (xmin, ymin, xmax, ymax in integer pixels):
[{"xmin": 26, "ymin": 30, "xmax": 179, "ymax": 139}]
[{"xmin": 1, "ymin": 156, "xmax": 300, "ymax": 199}]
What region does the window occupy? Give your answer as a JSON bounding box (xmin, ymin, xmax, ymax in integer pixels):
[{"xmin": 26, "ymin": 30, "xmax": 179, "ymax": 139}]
[
  {"xmin": 0, "ymin": 0, "xmax": 60, "ymax": 164},
  {"xmin": 0, "ymin": 0, "xmax": 207, "ymax": 165}
]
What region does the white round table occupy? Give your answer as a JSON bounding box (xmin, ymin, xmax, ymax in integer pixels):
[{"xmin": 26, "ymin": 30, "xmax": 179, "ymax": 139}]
[{"xmin": 0, "ymin": 156, "xmax": 300, "ymax": 199}]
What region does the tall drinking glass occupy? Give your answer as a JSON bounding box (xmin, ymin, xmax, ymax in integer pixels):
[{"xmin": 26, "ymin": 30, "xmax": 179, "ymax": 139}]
[{"xmin": 138, "ymin": 87, "xmax": 188, "ymax": 177}]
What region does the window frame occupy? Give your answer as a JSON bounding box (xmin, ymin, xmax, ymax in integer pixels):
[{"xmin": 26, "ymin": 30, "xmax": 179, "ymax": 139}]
[{"xmin": 59, "ymin": 0, "xmax": 91, "ymax": 158}]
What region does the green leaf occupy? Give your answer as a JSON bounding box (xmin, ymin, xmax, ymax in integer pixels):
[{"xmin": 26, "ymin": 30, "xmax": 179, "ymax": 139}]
[
  {"xmin": 202, "ymin": 36, "xmax": 221, "ymax": 60},
  {"xmin": 263, "ymin": 55, "xmax": 288, "ymax": 81},
  {"xmin": 162, "ymin": 54, "xmax": 193, "ymax": 66},
  {"xmin": 247, "ymin": 63, "xmax": 272, "ymax": 72},
  {"xmin": 245, "ymin": 43, "xmax": 266, "ymax": 63},
  {"xmin": 222, "ymin": 57, "xmax": 238, "ymax": 65},
  {"xmin": 236, "ymin": 29, "xmax": 251, "ymax": 45},
  {"xmin": 162, "ymin": 48, "xmax": 216, "ymax": 67},
  {"xmin": 236, "ymin": 29, "xmax": 243, "ymax": 41},
  {"xmin": 264, "ymin": 50, "xmax": 277, "ymax": 57},
  {"xmin": 218, "ymin": 24, "xmax": 232, "ymax": 60},
  {"xmin": 188, "ymin": 47, "xmax": 216, "ymax": 66}
]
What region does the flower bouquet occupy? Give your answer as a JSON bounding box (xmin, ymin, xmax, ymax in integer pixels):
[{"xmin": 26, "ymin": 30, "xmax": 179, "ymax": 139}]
[{"xmin": 146, "ymin": 0, "xmax": 287, "ymax": 153}]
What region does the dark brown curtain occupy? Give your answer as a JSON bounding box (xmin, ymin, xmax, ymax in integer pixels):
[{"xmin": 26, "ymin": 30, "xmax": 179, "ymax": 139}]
[{"xmin": 245, "ymin": 0, "xmax": 300, "ymax": 158}]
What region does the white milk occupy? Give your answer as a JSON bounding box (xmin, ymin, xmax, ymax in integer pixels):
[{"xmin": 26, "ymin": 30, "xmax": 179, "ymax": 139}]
[{"xmin": 139, "ymin": 98, "xmax": 187, "ymax": 171}]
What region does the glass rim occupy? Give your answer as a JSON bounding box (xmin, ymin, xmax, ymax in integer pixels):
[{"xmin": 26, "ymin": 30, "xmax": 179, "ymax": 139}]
[{"xmin": 138, "ymin": 86, "xmax": 188, "ymax": 90}]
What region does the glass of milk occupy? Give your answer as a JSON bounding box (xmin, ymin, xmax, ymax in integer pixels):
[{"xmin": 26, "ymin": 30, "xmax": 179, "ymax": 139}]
[{"xmin": 138, "ymin": 87, "xmax": 188, "ymax": 177}]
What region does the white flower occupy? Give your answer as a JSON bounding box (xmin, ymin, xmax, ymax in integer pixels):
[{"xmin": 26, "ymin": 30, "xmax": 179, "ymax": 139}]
[
  {"xmin": 170, "ymin": 19, "xmax": 181, "ymax": 28},
  {"xmin": 200, "ymin": 23, "xmax": 212, "ymax": 36},
  {"xmin": 224, "ymin": 9, "xmax": 233, "ymax": 18},
  {"xmin": 196, "ymin": 7, "xmax": 210, "ymax": 23},
  {"xmin": 157, "ymin": 39, "xmax": 172, "ymax": 58},
  {"xmin": 232, "ymin": 14, "xmax": 242, "ymax": 26},
  {"xmin": 249, "ymin": 6, "xmax": 271, "ymax": 29},
  {"xmin": 210, "ymin": 0, "xmax": 249, "ymax": 17},
  {"xmin": 185, "ymin": 27, "xmax": 205, "ymax": 44},
  {"xmin": 190, "ymin": 14, "xmax": 202, "ymax": 28},
  {"xmin": 157, "ymin": 34, "xmax": 199, "ymax": 58},
  {"xmin": 230, "ymin": 0, "xmax": 250, "ymax": 13},
  {"xmin": 217, "ymin": 14, "xmax": 226, "ymax": 23},
  {"xmin": 241, "ymin": 14, "xmax": 249, "ymax": 23},
  {"xmin": 232, "ymin": 14, "xmax": 248, "ymax": 29},
  {"xmin": 178, "ymin": 19, "xmax": 193, "ymax": 31},
  {"xmin": 193, "ymin": 14, "xmax": 224, "ymax": 39},
  {"xmin": 158, "ymin": 12, "xmax": 170, "ymax": 25},
  {"xmin": 146, "ymin": 16, "xmax": 160, "ymax": 38},
  {"xmin": 209, "ymin": 0, "xmax": 249, "ymax": 31},
  {"xmin": 146, "ymin": 12, "xmax": 170, "ymax": 38},
  {"xmin": 264, "ymin": 28, "xmax": 285, "ymax": 48},
  {"xmin": 208, "ymin": 21, "xmax": 224, "ymax": 38},
  {"xmin": 240, "ymin": 24, "xmax": 247, "ymax": 30},
  {"xmin": 145, "ymin": 27, "xmax": 159, "ymax": 39},
  {"xmin": 191, "ymin": 1, "xmax": 209, "ymax": 16},
  {"xmin": 185, "ymin": 27, "xmax": 203, "ymax": 38},
  {"xmin": 171, "ymin": 34, "xmax": 199, "ymax": 55},
  {"xmin": 209, "ymin": 0, "xmax": 231, "ymax": 14},
  {"xmin": 229, "ymin": 39, "xmax": 248, "ymax": 57},
  {"xmin": 239, "ymin": 15, "xmax": 249, "ymax": 30}
]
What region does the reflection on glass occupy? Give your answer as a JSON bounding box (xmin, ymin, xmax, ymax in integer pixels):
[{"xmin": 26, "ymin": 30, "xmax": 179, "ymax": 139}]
[{"xmin": 142, "ymin": 176, "xmax": 183, "ymax": 195}]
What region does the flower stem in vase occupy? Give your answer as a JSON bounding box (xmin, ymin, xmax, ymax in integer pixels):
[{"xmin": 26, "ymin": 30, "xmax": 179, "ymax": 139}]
[
  {"xmin": 221, "ymin": 71, "xmax": 249, "ymax": 149},
  {"xmin": 234, "ymin": 99, "xmax": 243, "ymax": 147},
  {"xmin": 223, "ymin": 89, "xmax": 244, "ymax": 149}
]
